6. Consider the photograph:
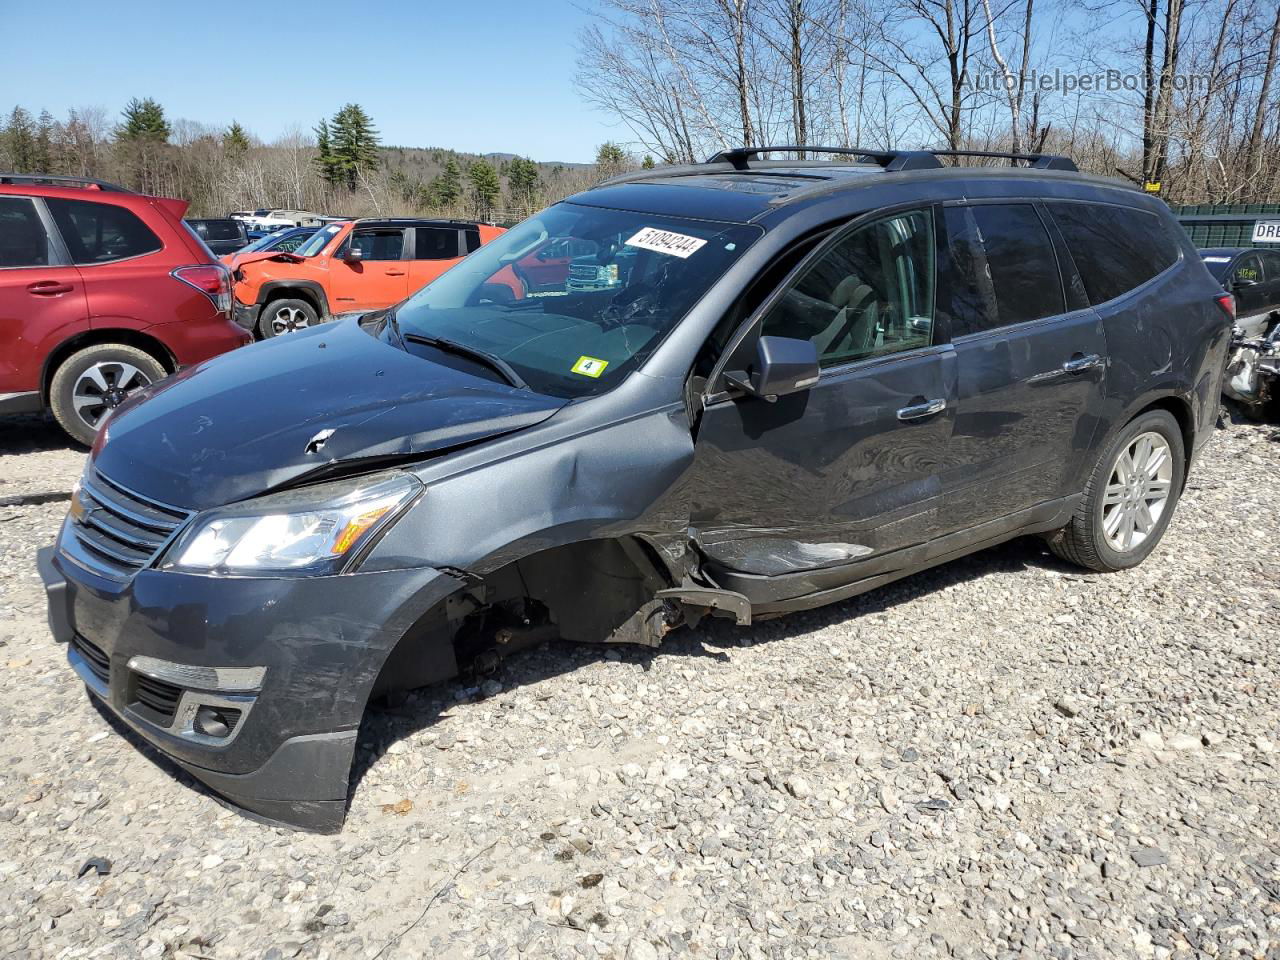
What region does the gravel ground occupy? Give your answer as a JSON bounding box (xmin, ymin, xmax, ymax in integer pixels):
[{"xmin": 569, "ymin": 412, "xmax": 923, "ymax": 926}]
[{"xmin": 0, "ymin": 410, "xmax": 1277, "ymax": 960}]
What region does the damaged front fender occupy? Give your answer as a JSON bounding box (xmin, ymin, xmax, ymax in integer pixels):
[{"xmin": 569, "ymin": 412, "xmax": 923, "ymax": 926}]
[{"xmin": 370, "ymin": 392, "xmax": 698, "ymax": 578}]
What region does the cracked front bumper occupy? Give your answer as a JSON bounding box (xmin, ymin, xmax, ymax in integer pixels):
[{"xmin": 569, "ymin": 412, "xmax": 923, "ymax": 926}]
[{"xmin": 38, "ymin": 543, "xmax": 461, "ymax": 832}]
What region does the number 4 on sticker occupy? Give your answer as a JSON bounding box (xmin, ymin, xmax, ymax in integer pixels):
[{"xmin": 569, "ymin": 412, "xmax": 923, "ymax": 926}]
[{"xmin": 572, "ymin": 356, "xmax": 609, "ymax": 378}]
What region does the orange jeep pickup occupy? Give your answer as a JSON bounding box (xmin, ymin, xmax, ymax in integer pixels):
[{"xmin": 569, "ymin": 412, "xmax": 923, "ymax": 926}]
[{"xmin": 231, "ymin": 218, "xmax": 505, "ymax": 338}]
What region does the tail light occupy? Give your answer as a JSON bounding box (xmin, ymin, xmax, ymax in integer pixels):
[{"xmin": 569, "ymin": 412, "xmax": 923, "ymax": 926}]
[
  {"xmin": 1215, "ymin": 292, "xmax": 1235, "ymax": 322},
  {"xmin": 172, "ymin": 264, "xmax": 232, "ymax": 316}
]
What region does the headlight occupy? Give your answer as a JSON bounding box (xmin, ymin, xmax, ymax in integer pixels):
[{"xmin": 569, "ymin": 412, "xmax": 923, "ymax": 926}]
[{"xmin": 162, "ymin": 471, "xmax": 422, "ymax": 576}]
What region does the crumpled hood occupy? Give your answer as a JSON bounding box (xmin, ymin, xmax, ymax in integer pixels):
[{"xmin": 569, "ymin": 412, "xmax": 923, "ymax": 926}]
[
  {"xmin": 228, "ymin": 250, "xmax": 304, "ymax": 270},
  {"xmin": 94, "ymin": 319, "xmax": 567, "ymax": 511}
]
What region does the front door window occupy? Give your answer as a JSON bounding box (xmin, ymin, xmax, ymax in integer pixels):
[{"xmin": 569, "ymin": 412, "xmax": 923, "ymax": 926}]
[{"xmin": 759, "ymin": 209, "xmax": 935, "ymax": 367}]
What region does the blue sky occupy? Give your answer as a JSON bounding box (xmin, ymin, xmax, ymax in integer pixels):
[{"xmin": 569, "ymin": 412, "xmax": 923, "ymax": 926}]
[{"xmin": 4, "ymin": 0, "xmax": 620, "ymax": 163}]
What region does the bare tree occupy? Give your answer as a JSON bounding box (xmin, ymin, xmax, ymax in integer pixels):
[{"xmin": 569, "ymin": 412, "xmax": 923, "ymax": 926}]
[{"xmin": 1242, "ymin": 0, "xmax": 1280, "ymax": 186}]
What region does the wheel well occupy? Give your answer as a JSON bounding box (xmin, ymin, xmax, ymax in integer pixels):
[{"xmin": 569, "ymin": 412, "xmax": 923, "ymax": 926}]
[
  {"xmin": 371, "ymin": 537, "xmax": 676, "ymax": 697},
  {"xmin": 1135, "ymin": 395, "xmax": 1195, "ymax": 478},
  {"xmin": 262, "ymin": 287, "xmax": 323, "ymax": 318},
  {"xmin": 41, "ymin": 330, "xmax": 176, "ymax": 404}
]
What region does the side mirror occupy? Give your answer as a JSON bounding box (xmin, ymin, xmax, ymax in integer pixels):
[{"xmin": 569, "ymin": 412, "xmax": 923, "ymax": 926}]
[
  {"xmin": 723, "ymin": 335, "xmax": 820, "ymax": 402},
  {"xmin": 343, "ymin": 246, "xmax": 364, "ymax": 263}
]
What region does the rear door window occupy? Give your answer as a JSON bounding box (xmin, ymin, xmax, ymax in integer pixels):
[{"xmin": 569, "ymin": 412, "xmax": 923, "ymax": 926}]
[
  {"xmin": 967, "ymin": 203, "xmax": 1065, "ymax": 332},
  {"xmin": 0, "ymin": 197, "xmax": 51, "ymax": 267},
  {"xmin": 937, "ymin": 206, "xmax": 998, "ymax": 337},
  {"xmin": 1260, "ymin": 251, "xmax": 1280, "ymax": 284},
  {"xmin": 415, "ymin": 227, "xmax": 461, "ymax": 260},
  {"xmin": 1047, "ymin": 202, "xmax": 1179, "ymax": 305},
  {"xmin": 349, "ymin": 229, "xmax": 405, "ymax": 261},
  {"xmin": 46, "ymin": 198, "xmax": 162, "ymax": 264}
]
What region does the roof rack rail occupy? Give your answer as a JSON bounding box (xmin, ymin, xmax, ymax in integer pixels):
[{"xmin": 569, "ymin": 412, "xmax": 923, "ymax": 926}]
[
  {"xmin": 704, "ymin": 145, "xmax": 1079, "ymax": 173},
  {"xmin": 706, "ymin": 145, "xmax": 942, "ymax": 172},
  {"xmin": 0, "ymin": 173, "xmax": 134, "ymax": 192},
  {"xmin": 928, "ymin": 149, "xmax": 1078, "ymax": 171}
]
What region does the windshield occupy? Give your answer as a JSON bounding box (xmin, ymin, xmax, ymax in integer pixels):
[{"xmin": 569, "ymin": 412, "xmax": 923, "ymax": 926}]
[
  {"xmin": 294, "ymin": 223, "xmax": 344, "ymax": 257},
  {"xmin": 240, "ymin": 227, "xmax": 315, "ymax": 254},
  {"xmin": 387, "ymin": 203, "xmax": 760, "ymax": 397}
]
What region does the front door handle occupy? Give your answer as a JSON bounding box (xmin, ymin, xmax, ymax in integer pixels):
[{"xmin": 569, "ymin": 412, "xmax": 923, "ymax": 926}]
[
  {"xmin": 27, "ymin": 280, "xmax": 74, "ymax": 296},
  {"xmin": 1062, "ymin": 353, "xmax": 1104, "ymax": 374},
  {"xmin": 384, "ymin": 269, "xmax": 406, "ymax": 276},
  {"xmin": 897, "ymin": 398, "xmax": 947, "ymax": 420}
]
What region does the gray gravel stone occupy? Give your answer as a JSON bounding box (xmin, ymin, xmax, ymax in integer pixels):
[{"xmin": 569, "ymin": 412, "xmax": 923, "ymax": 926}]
[
  {"xmin": 0, "ymin": 411, "xmax": 1277, "ymax": 959},
  {"xmin": 1131, "ymin": 847, "xmax": 1170, "ymax": 868}
]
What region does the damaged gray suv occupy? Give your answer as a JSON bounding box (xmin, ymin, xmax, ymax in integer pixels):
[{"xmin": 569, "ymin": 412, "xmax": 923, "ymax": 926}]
[{"xmin": 38, "ymin": 147, "xmax": 1232, "ymax": 831}]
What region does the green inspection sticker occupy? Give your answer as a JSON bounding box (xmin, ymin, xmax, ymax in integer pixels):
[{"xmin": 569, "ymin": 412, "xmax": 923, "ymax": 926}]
[{"xmin": 571, "ymin": 355, "xmax": 609, "ymax": 378}]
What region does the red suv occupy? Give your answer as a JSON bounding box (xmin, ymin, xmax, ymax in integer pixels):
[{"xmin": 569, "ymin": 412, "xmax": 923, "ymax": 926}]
[{"xmin": 0, "ymin": 175, "xmax": 250, "ymax": 445}]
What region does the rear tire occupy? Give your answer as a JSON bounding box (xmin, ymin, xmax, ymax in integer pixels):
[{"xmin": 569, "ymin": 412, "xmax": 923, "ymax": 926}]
[
  {"xmin": 258, "ymin": 298, "xmax": 318, "ymax": 339},
  {"xmin": 49, "ymin": 343, "xmax": 166, "ymax": 447},
  {"xmin": 1046, "ymin": 409, "xmax": 1185, "ymax": 572}
]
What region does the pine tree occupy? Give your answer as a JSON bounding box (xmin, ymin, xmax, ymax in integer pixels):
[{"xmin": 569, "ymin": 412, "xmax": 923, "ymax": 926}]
[
  {"xmin": 117, "ymin": 97, "xmax": 169, "ymax": 142},
  {"xmin": 32, "ymin": 111, "xmax": 59, "ymax": 172},
  {"xmin": 595, "ymin": 141, "xmax": 629, "ymax": 180},
  {"xmin": 223, "ymin": 121, "xmax": 250, "ymax": 161},
  {"xmin": 429, "ymin": 156, "xmax": 463, "ymax": 206},
  {"xmin": 507, "ymin": 156, "xmax": 539, "ymax": 209},
  {"xmin": 2, "ymin": 107, "xmax": 38, "ymax": 171},
  {"xmin": 329, "ymin": 103, "xmax": 380, "ymax": 189},
  {"xmin": 468, "ymin": 159, "xmax": 501, "ymax": 217},
  {"xmin": 642, "ymin": 155, "xmax": 656, "ymax": 169},
  {"xmin": 313, "ymin": 118, "xmax": 340, "ymax": 185}
]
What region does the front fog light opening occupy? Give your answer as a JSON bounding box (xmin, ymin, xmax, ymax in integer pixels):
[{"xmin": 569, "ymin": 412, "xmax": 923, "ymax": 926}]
[
  {"xmin": 194, "ymin": 704, "xmax": 240, "ymax": 739},
  {"xmin": 125, "ymin": 656, "xmax": 262, "ymax": 744},
  {"xmin": 174, "ymin": 692, "xmax": 254, "ymax": 745}
]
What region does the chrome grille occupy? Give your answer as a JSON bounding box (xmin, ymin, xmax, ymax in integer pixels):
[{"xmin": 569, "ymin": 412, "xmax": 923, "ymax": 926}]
[
  {"xmin": 61, "ymin": 470, "xmax": 192, "ymax": 581},
  {"xmin": 568, "ymin": 263, "xmax": 599, "ymax": 281}
]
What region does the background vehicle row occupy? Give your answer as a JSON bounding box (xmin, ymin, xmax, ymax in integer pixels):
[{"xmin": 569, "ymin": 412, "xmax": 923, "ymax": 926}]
[
  {"xmin": 230, "ymin": 218, "xmax": 504, "ymax": 339},
  {"xmin": 1200, "ymin": 246, "xmax": 1280, "ymax": 414}
]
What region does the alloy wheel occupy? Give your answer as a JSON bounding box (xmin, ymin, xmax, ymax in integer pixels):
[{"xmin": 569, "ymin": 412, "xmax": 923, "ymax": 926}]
[
  {"xmin": 270, "ymin": 305, "xmax": 311, "ymax": 335},
  {"xmin": 72, "ymin": 362, "xmax": 153, "ymax": 430},
  {"xmin": 1100, "ymin": 431, "xmax": 1173, "ymax": 552}
]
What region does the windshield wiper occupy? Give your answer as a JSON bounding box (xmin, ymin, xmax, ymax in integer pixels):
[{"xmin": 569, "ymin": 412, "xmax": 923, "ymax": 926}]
[
  {"xmin": 384, "ymin": 309, "xmax": 403, "ymax": 343},
  {"xmin": 403, "ymin": 334, "xmax": 528, "ymax": 390}
]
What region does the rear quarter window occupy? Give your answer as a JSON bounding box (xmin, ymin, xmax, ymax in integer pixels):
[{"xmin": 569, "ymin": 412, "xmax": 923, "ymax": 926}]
[
  {"xmin": 1048, "ymin": 202, "xmax": 1179, "ymax": 305},
  {"xmin": 190, "ymin": 220, "xmax": 243, "ymax": 242},
  {"xmin": 47, "ymin": 197, "xmax": 162, "ymax": 264}
]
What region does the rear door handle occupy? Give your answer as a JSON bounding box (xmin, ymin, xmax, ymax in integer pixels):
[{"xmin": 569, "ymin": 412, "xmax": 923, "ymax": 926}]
[
  {"xmin": 385, "ymin": 270, "xmax": 406, "ymax": 276},
  {"xmin": 897, "ymin": 398, "xmax": 947, "ymax": 421},
  {"xmin": 27, "ymin": 280, "xmax": 74, "ymax": 296},
  {"xmin": 1062, "ymin": 353, "xmax": 1104, "ymax": 374}
]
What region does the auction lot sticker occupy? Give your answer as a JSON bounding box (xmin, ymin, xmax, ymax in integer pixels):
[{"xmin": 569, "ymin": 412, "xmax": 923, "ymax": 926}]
[
  {"xmin": 572, "ymin": 355, "xmax": 609, "ymax": 378},
  {"xmin": 625, "ymin": 227, "xmax": 707, "ymax": 259}
]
